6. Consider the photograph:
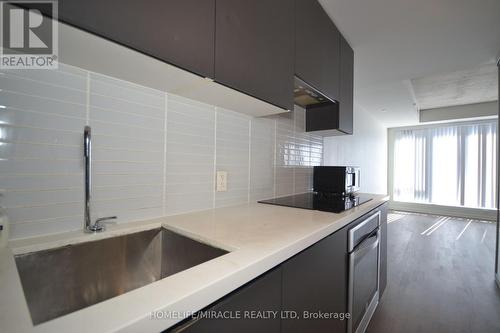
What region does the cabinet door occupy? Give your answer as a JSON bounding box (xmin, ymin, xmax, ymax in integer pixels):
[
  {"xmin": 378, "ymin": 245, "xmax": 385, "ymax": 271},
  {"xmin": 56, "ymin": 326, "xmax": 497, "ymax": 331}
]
[
  {"xmin": 379, "ymin": 203, "xmax": 388, "ymax": 296},
  {"xmin": 339, "ymin": 35, "xmax": 354, "ymax": 134},
  {"xmin": 49, "ymin": 0, "xmax": 215, "ymax": 78},
  {"xmin": 282, "ymin": 229, "xmax": 348, "ymax": 333},
  {"xmin": 171, "ymin": 268, "xmax": 282, "ymax": 333},
  {"xmin": 215, "ymin": 0, "xmax": 294, "ymax": 110},
  {"xmin": 295, "ymin": 0, "xmax": 340, "ymax": 101}
]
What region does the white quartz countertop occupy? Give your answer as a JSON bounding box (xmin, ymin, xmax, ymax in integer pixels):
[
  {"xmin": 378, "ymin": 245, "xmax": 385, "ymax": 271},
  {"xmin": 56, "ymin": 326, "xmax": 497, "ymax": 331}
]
[{"xmin": 0, "ymin": 194, "xmax": 388, "ymax": 333}]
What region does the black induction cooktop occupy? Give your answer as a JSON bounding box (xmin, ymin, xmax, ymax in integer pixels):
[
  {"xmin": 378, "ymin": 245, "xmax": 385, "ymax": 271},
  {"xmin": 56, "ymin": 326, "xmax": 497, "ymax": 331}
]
[{"xmin": 258, "ymin": 192, "xmax": 372, "ymax": 213}]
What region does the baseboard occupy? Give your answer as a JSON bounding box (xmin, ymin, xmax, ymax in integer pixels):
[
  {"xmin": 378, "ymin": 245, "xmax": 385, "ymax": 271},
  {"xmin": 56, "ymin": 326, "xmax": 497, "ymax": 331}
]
[{"xmin": 388, "ymin": 201, "xmax": 496, "ymax": 221}]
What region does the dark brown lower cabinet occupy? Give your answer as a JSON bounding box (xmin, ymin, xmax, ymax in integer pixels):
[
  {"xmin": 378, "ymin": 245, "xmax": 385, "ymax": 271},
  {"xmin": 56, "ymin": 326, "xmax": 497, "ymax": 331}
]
[
  {"xmin": 282, "ymin": 227, "xmax": 348, "ymax": 333},
  {"xmin": 169, "ymin": 204, "xmax": 387, "ymax": 333},
  {"xmin": 169, "ymin": 267, "xmax": 282, "ymax": 333},
  {"xmin": 379, "ymin": 203, "xmax": 388, "ymax": 295}
]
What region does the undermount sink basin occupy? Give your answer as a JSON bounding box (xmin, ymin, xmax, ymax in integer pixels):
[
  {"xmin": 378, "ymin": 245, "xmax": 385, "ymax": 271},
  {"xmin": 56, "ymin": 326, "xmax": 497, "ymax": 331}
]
[{"xmin": 14, "ymin": 228, "xmax": 228, "ymax": 325}]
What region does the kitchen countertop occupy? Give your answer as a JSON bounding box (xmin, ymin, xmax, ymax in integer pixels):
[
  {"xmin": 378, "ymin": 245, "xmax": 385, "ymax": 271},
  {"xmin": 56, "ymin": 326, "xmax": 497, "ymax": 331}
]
[{"xmin": 0, "ymin": 194, "xmax": 389, "ymax": 333}]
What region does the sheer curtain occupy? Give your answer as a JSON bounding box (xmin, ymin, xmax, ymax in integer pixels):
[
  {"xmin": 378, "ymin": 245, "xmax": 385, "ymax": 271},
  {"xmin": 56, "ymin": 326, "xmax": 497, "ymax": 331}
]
[{"xmin": 393, "ymin": 121, "xmax": 497, "ymax": 209}]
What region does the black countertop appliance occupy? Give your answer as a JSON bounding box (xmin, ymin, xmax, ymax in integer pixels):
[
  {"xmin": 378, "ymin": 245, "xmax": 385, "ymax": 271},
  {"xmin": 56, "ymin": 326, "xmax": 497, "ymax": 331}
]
[{"xmin": 259, "ymin": 166, "xmax": 370, "ymax": 213}]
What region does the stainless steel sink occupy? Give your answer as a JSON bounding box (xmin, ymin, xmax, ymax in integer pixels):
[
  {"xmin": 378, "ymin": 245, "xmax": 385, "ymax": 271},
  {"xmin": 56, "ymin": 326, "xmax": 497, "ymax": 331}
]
[{"xmin": 14, "ymin": 228, "xmax": 228, "ymax": 325}]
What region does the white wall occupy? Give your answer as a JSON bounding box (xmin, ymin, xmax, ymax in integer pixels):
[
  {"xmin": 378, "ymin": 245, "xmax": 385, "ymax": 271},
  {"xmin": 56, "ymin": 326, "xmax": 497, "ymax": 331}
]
[
  {"xmin": 419, "ymin": 101, "xmax": 497, "ymax": 123},
  {"xmin": 323, "ymin": 105, "xmax": 387, "ymax": 194},
  {"xmin": 0, "ymin": 64, "xmax": 323, "ymax": 240}
]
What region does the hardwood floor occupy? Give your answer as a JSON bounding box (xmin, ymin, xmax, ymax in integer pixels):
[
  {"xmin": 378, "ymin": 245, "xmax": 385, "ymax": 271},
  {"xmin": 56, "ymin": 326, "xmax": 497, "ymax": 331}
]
[{"xmin": 367, "ymin": 212, "xmax": 500, "ymax": 333}]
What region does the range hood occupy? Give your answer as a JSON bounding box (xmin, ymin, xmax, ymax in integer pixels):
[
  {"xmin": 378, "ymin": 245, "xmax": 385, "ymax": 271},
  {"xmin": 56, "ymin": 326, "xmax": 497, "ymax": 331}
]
[{"xmin": 294, "ymin": 77, "xmax": 348, "ymax": 136}]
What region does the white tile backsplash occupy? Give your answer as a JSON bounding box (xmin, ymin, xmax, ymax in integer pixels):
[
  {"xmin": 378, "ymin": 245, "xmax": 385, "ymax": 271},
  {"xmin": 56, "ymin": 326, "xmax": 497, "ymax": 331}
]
[
  {"xmin": 294, "ymin": 167, "xmax": 314, "ymax": 194},
  {"xmin": 90, "ymin": 75, "xmax": 164, "ymax": 110},
  {"xmin": 88, "ymin": 72, "xmax": 165, "ymax": 224},
  {"xmin": 1, "ymin": 63, "xmax": 88, "ymax": 91},
  {"xmin": 0, "ymin": 63, "xmax": 322, "ymax": 240},
  {"xmin": 275, "ymin": 112, "xmax": 295, "ymax": 196},
  {"xmin": 1, "ymin": 189, "xmax": 83, "ymax": 208},
  {"xmin": 275, "ymin": 106, "xmax": 323, "ymax": 196},
  {"xmin": 0, "ymin": 90, "xmax": 87, "ymax": 118},
  {"xmin": 1, "ymin": 174, "xmax": 83, "ymax": 191},
  {"xmin": 0, "ymin": 64, "xmax": 86, "ymax": 240},
  {"xmin": 0, "ymin": 125, "xmax": 82, "ymax": 146},
  {"xmin": 165, "ymin": 94, "xmax": 216, "ymax": 215},
  {"xmin": 9, "ymin": 217, "xmax": 83, "ymax": 240},
  {"xmin": 215, "ymin": 108, "xmax": 250, "ymax": 208},
  {"xmin": 0, "ymin": 158, "xmax": 81, "ymax": 175},
  {"xmin": 0, "ymin": 108, "xmax": 85, "ymax": 132},
  {"xmin": 0, "ymin": 73, "xmax": 87, "ymax": 104},
  {"xmin": 250, "ymin": 117, "xmax": 276, "ymax": 201}
]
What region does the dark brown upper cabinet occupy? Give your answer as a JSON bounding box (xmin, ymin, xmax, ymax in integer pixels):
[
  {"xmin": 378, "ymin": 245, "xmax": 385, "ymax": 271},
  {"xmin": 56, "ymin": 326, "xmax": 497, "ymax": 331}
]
[
  {"xmin": 295, "ymin": 0, "xmax": 341, "ymax": 102},
  {"xmin": 215, "ymin": 0, "xmax": 295, "ymax": 111},
  {"xmin": 46, "ymin": 0, "xmax": 215, "ymax": 78},
  {"xmin": 339, "ymin": 34, "xmax": 354, "ymax": 134}
]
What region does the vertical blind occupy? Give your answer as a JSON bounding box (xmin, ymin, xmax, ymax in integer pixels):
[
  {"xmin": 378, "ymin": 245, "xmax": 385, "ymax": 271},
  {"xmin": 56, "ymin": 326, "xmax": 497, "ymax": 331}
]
[{"xmin": 393, "ymin": 121, "xmax": 497, "ymax": 209}]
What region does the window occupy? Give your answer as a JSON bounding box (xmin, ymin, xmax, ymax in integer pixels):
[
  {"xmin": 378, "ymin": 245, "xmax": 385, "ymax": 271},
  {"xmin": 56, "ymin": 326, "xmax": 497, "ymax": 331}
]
[{"xmin": 392, "ymin": 121, "xmax": 497, "ymax": 209}]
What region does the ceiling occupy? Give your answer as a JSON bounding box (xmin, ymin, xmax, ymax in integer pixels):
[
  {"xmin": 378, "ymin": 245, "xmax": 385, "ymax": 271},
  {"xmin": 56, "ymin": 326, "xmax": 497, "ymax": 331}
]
[
  {"xmin": 411, "ymin": 63, "xmax": 498, "ymax": 110},
  {"xmin": 318, "ymin": 0, "xmax": 500, "ymax": 127}
]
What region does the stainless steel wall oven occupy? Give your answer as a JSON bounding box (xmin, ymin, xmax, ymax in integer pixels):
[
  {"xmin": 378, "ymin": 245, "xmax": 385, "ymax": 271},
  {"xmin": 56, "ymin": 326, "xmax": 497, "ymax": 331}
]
[{"xmin": 347, "ymin": 211, "xmax": 381, "ymax": 333}]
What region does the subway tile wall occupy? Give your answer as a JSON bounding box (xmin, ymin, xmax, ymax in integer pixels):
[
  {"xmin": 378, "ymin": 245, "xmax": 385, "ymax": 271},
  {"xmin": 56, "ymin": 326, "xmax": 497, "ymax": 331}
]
[
  {"xmin": 0, "ymin": 63, "xmax": 323, "ymax": 240},
  {"xmin": 0, "ymin": 64, "xmax": 87, "ymax": 238},
  {"xmin": 249, "ymin": 117, "xmax": 275, "ymax": 202},
  {"xmin": 165, "ymin": 94, "xmax": 215, "ymax": 215},
  {"xmin": 215, "ymin": 108, "xmax": 250, "ymax": 208},
  {"xmin": 89, "ymin": 72, "xmax": 166, "ymax": 224}
]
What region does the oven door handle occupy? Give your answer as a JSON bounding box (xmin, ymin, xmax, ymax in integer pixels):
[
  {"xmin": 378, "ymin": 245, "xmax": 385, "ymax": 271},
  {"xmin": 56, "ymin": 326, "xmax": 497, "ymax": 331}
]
[
  {"xmin": 347, "ymin": 228, "xmax": 381, "ymax": 333},
  {"xmin": 351, "ymin": 229, "xmax": 379, "ymax": 259}
]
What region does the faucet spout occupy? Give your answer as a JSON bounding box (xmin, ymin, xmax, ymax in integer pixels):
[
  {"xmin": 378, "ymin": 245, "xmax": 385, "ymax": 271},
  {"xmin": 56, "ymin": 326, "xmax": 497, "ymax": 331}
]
[
  {"xmin": 84, "ymin": 126, "xmax": 93, "ymax": 232},
  {"xmin": 84, "ymin": 126, "xmax": 116, "ymax": 233}
]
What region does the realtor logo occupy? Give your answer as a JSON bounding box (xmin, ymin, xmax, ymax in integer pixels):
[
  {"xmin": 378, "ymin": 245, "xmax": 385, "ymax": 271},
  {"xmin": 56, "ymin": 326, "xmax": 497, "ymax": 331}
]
[{"xmin": 0, "ymin": 1, "xmax": 58, "ymax": 69}]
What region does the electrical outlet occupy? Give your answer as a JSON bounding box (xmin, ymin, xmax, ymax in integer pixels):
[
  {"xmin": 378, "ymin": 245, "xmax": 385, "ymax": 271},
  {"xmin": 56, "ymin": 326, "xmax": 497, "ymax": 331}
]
[{"xmin": 216, "ymin": 171, "xmax": 227, "ymax": 192}]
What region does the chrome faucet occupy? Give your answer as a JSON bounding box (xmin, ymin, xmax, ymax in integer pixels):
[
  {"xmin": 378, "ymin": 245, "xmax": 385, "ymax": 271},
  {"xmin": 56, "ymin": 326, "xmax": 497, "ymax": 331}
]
[{"xmin": 84, "ymin": 126, "xmax": 117, "ymax": 232}]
